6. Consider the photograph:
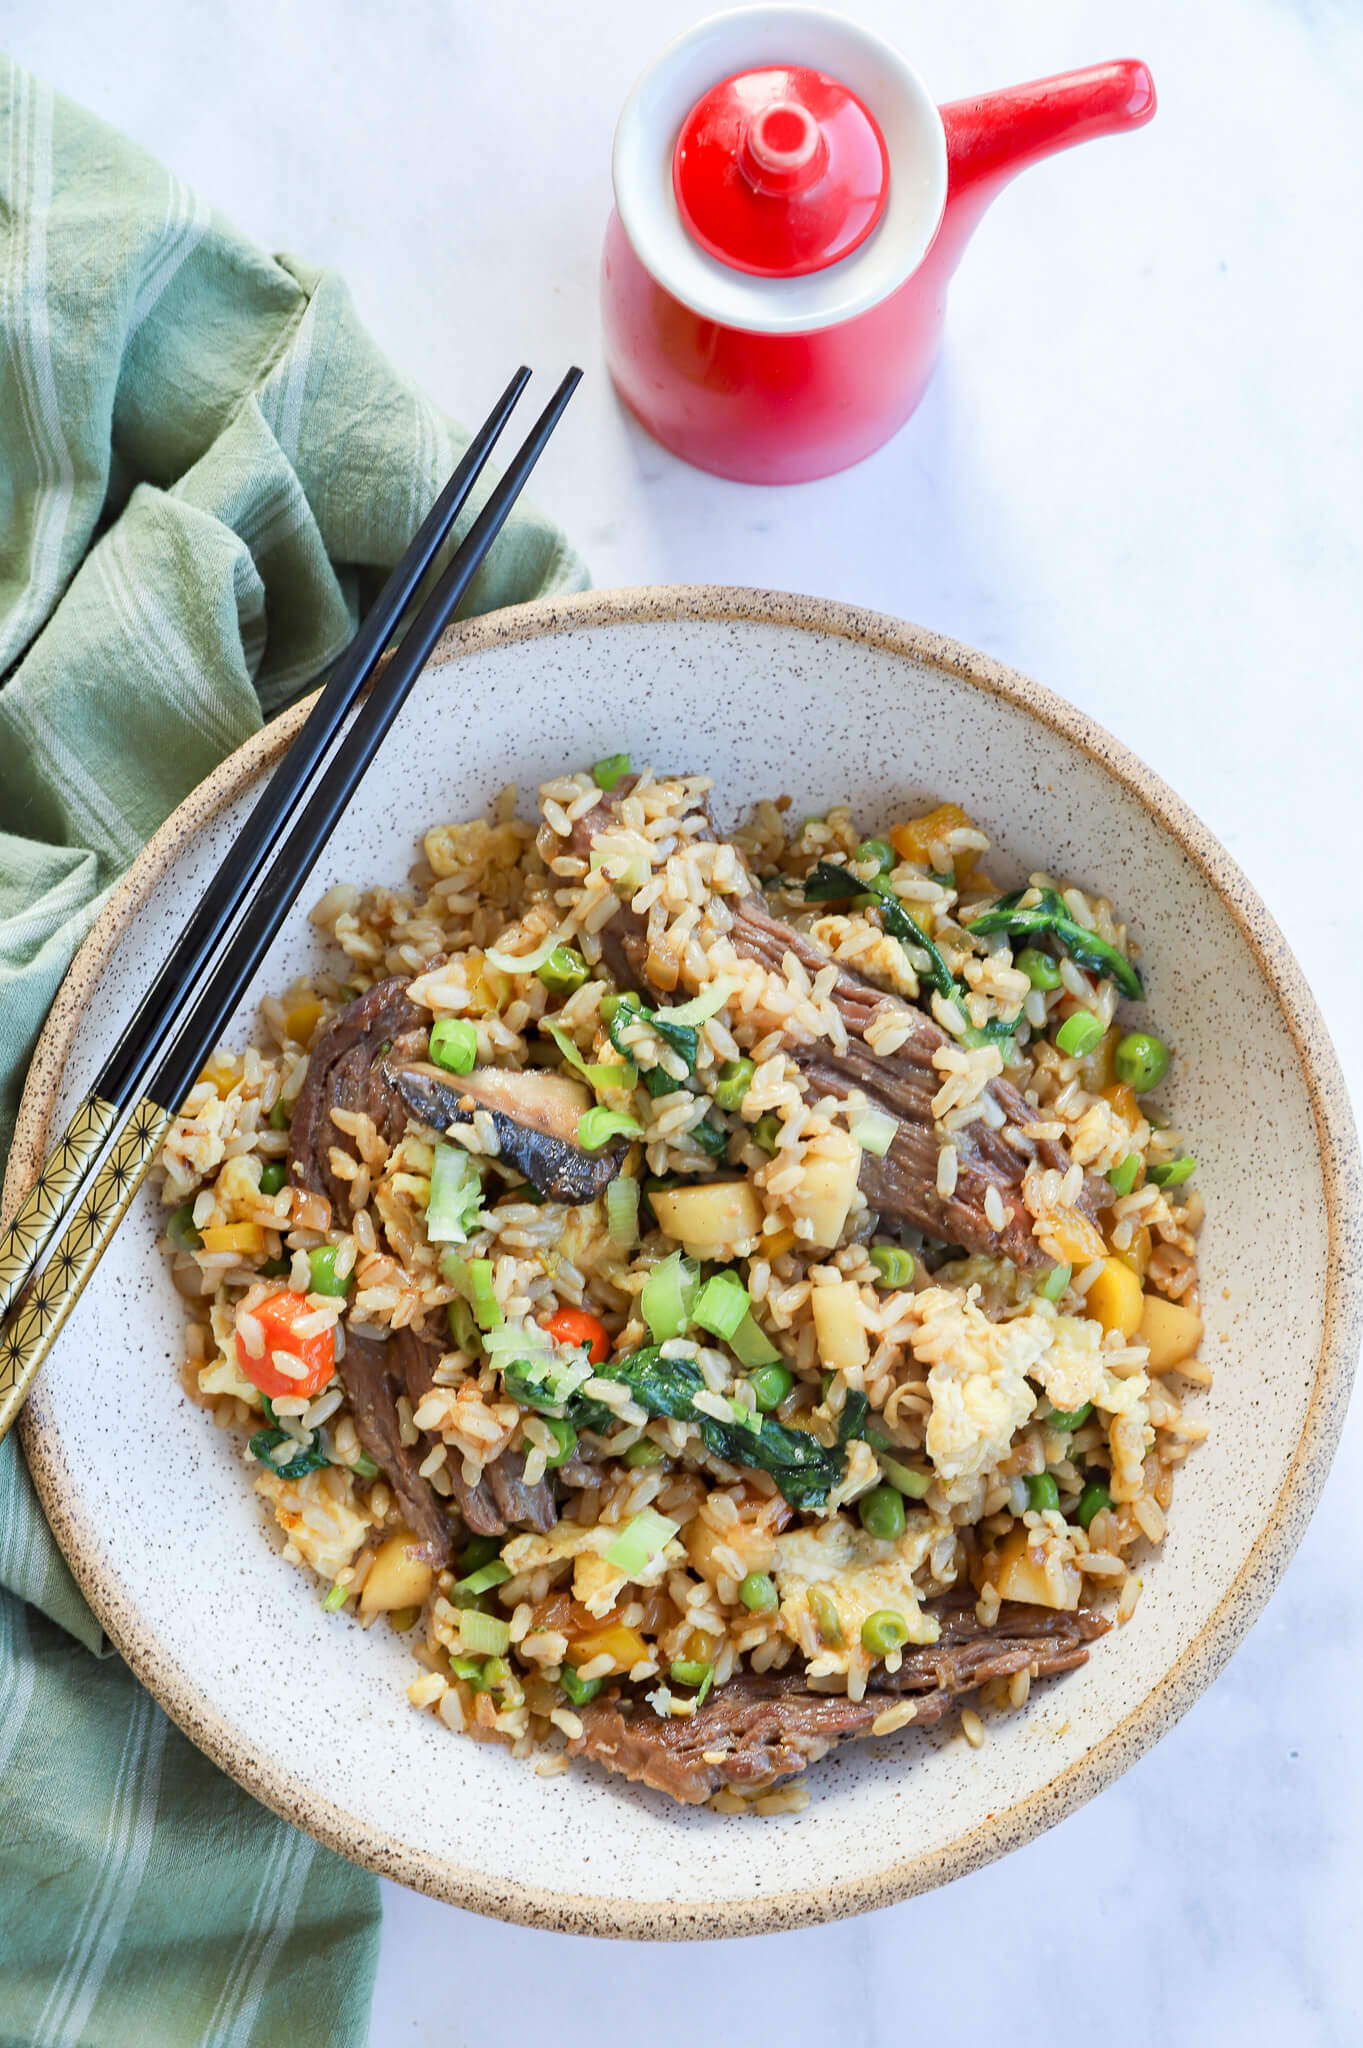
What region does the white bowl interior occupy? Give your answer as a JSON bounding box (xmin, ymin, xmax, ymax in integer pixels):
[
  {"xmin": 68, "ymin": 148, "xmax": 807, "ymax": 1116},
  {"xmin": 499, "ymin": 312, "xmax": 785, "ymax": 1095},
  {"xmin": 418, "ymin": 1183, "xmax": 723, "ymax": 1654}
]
[{"xmin": 27, "ymin": 611, "xmax": 1328, "ymax": 1926}]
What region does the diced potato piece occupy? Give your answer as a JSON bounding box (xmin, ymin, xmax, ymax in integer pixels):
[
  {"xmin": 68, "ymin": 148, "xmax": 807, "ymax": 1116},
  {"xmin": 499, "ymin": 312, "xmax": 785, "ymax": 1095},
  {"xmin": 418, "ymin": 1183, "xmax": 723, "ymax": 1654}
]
[
  {"xmin": 686, "ymin": 1513, "xmax": 776, "ymax": 1584},
  {"xmin": 1086, "ymin": 1256, "xmax": 1145, "ymax": 1339},
  {"xmin": 360, "ymin": 1529, "xmax": 434, "ymax": 1616},
  {"xmin": 995, "ymin": 1525, "xmax": 1081, "ymax": 1611},
  {"xmin": 650, "ymin": 1180, "xmax": 764, "ymax": 1257},
  {"xmin": 788, "ymin": 1148, "xmax": 860, "ymax": 1249},
  {"xmin": 199, "ymin": 1222, "xmax": 265, "ymax": 1256},
  {"xmin": 566, "ymin": 1623, "xmax": 649, "ymax": 1673},
  {"xmin": 811, "ymin": 1281, "xmax": 869, "ymax": 1374},
  {"xmin": 1139, "ymin": 1293, "xmax": 1203, "ymax": 1373}
]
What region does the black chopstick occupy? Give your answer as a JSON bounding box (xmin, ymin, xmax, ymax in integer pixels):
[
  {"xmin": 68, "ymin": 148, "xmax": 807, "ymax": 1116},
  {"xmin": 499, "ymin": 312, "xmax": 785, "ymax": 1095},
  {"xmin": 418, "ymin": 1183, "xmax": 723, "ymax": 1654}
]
[
  {"xmin": 0, "ymin": 367, "xmax": 581, "ymax": 1441},
  {"xmin": 0, "ymin": 367, "xmax": 530, "ymax": 1328}
]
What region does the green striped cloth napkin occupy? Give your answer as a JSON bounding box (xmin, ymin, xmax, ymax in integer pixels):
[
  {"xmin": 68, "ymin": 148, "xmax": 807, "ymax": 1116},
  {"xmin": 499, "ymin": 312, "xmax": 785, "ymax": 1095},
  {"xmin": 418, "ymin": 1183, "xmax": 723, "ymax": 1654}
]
[{"xmin": 0, "ymin": 55, "xmax": 585, "ymax": 2046}]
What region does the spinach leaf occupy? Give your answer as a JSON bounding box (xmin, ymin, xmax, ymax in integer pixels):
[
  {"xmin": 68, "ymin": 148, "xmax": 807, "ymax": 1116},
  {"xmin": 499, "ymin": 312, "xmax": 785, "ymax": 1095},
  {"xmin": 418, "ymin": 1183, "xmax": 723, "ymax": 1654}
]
[
  {"xmin": 689, "ymin": 1117, "xmax": 730, "ymax": 1157},
  {"xmin": 248, "ymin": 1429, "xmax": 330, "ymax": 1479},
  {"xmin": 696, "ymin": 1412, "xmax": 844, "ymax": 1513},
  {"xmin": 965, "ymin": 888, "xmax": 1144, "ymax": 1001},
  {"xmin": 802, "ymin": 860, "xmax": 862, "ymax": 902},
  {"xmin": 609, "ymin": 994, "xmax": 699, "ymax": 1073},
  {"xmin": 641, "ymin": 1064, "xmax": 685, "ymax": 1098}
]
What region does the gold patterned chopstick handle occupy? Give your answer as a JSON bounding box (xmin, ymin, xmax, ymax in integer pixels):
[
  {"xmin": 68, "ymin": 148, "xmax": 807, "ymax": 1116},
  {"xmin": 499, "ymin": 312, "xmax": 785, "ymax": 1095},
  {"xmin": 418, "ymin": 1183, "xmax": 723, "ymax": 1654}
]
[
  {"xmin": 0, "ymin": 1095, "xmax": 124, "ymax": 1323},
  {"xmin": 0, "ymin": 1098, "xmax": 174, "ymax": 1442}
]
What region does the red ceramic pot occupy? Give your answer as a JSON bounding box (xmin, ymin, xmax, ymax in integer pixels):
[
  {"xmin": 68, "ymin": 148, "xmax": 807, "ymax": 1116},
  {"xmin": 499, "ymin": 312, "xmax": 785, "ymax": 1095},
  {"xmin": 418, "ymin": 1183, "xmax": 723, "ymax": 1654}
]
[{"xmin": 602, "ymin": 8, "xmax": 1155, "ymax": 484}]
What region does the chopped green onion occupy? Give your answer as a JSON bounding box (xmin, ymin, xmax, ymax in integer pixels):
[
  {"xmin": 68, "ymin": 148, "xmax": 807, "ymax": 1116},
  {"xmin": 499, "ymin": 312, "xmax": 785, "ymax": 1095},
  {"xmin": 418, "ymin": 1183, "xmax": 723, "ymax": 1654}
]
[
  {"xmin": 1148, "ymin": 1155, "xmax": 1196, "ymax": 1187},
  {"xmin": 593, "ymin": 753, "xmax": 631, "ymax": 791},
  {"xmin": 623, "ymin": 1438, "xmax": 664, "ymax": 1468},
  {"xmin": 456, "ymin": 1558, "xmax": 511, "ymax": 1596},
  {"xmin": 589, "ymin": 845, "xmax": 650, "ymax": 891},
  {"xmin": 604, "ymin": 1508, "xmax": 679, "ymax": 1577},
  {"xmin": 1055, "ymin": 1011, "xmax": 1104, "ymax": 1057},
  {"xmin": 577, "ymin": 1106, "xmax": 643, "ymax": 1150},
  {"xmin": 604, "ymin": 1174, "xmax": 640, "ymax": 1247},
  {"xmin": 429, "ymin": 1017, "xmax": 478, "ymax": 1074},
  {"xmin": 1047, "ymin": 1401, "xmax": 1092, "ymax": 1431},
  {"xmin": 538, "ymin": 944, "xmax": 589, "ymax": 995},
  {"xmin": 543, "ymin": 1417, "xmax": 578, "ymax": 1468},
  {"xmin": 868, "ymin": 1245, "xmax": 916, "ymax": 1288},
  {"xmin": 861, "ymin": 1609, "xmax": 909, "ymax": 1657},
  {"xmin": 351, "ymin": 1452, "xmax": 380, "ymax": 1480},
  {"xmin": 442, "ymin": 1254, "xmax": 503, "ymax": 1330},
  {"xmin": 447, "ymin": 1296, "xmax": 480, "ymax": 1353},
  {"xmin": 322, "ymin": 1581, "xmax": 348, "ymax": 1612},
  {"xmin": 1076, "ymin": 1481, "xmax": 1112, "ymax": 1530},
  {"xmin": 876, "ymin": 1450, "xmax": 933, "ymax": 1498},
  {"xmin": 484, "ymin": 928, "xmax": 566, "ymax": 975},
  {"xmin": 560, "ymin": 1664, "xmax": 602, "ymax": 1704},
  {"xmin": 751, "ymin": 1113, "xmax": 781, "ymax": 1156},
  {"xmin": 425, "ymin": 1143, "xmax": 483, "ymax": 1244},
  {"xmin": 267, "ymin": 1097, "xmax": 291, "ymax": 1132},
  {"xmin": 713, "ymin": 1058, "xmax": 755, "ymax": 1111},
  {"xmin": 1026, "ymin": 1472, "xmax": 1061, "ymax": 1512},
  {"xmin": 166, "ymin": 1203, "xmax": 203, "ymax": 1253},
  {"xmin": 307, "ymin": 1244, "xmax": 351, "ymax": 1297},
  {"xmin": 544, "ymin": 1021, "xmax": 636, "ymax": 1093},
  {"xmin": 807, "ymin": 1586, "xmax": 843, "ymax": 1646},
  {"xmin": 1106, "ymin": 1154, "xmax": 1141, "ymax": 1197},
  {"xmin": 855, "ymin": 838, "xmax": 895, "ymax": 873},
  {"xmin": 728, "ymin": 1311, "xmax": 781, "ymax": 1368},
  {"xmin": 258, "ymin": 1161, "xmax": 287, "ymax": 1196},
  {"xmin": 666, "ymin": 978, "xmax": 738, "ymax": 1027},
  {"xmin": 748, "ymin": 1361, "xmax": 793, "ymax": 1413},
  {"xmin": 693, "ymin": 1271, "xmax": 751, "ymax": 1342},
  {"xmin": 640, "ymin": 1249, "xmax": 700, "ymax": 1342},
  {"xmin": 449, "ymin": 1654, "xmax": 487, "ymax": 1686},
  {"xmin": 1037, "ymin": 1263, "xmax": 1072, "ymax": 1301},
  {"xmin": 458, "ymin": 1609, "xmax": 511, "ymax": 1657},
  {"xmin": 738, "ymin": 1571, "xmax": 778, "ymax": 1612},
  {"xmin": 850, "ymin": 1106, "xmax": 898, "ymax": 1157}
]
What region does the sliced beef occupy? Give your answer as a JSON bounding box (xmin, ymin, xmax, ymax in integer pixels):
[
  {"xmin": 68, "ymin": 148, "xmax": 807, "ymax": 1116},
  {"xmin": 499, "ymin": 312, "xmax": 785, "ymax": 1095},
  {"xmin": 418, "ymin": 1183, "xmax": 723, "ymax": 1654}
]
[
  {"xmin": 338, "ymin": 1326, "xmax": 557, "ymax": 1560},
  {"xmin": 387, "ymin": 1062, "xmax": 626, "ymax": 1204},
  {"xmin": 288, "ymin": 977, "xmax": 428, "ymax": 1213},
  {"xmin": 566, "ymin": 1591, "xmax": 1109, "ymax": 1805},
  {"xmin": 568, "ymin": 791, "xmax": 1083, "ymax": 1267}
]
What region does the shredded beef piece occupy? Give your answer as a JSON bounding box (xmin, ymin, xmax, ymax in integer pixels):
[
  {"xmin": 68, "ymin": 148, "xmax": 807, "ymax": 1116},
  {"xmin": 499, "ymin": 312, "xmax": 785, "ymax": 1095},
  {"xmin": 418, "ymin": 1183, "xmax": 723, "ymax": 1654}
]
[
  {"xmin": 287, "ymin": 977, "xmax": 428, "ymax": 1213},
  {"xmin": 566, "ymin": 1591, "xmax": 1109, "ymax": 1805}
]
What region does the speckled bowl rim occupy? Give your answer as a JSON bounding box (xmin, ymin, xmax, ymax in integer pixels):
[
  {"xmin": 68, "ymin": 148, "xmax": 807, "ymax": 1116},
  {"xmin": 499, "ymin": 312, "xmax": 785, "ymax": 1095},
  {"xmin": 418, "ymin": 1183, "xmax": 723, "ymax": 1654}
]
[{"xmin": 8, "ymin": 585, "xmax": 1360, "ymax": 1939}]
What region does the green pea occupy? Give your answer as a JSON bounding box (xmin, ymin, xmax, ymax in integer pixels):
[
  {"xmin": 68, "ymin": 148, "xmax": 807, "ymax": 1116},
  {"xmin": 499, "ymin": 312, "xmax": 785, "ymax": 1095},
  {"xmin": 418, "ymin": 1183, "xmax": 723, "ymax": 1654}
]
[
  {"xmin": 858, "ymin": 1486, "xmax": 906, "ymax": 1542},
  {"xmin": 560, "ymin": 1664, "xmax": 602, "ymax": 1705},
  {"xmin": 1148, "ymin": 1155, "xmax": 1196, "ymax": 1187},
  {"xmin": 307, "ymin": 1245, "xmax": 350, "ymax": 1297},
  {"xmin": 738, "ymin": 1571, "xmax": 778, "ymax": 1612},
  {"xmin": 1016, "ymin": 946, "xmax": 1062, "ymax": 990},
  {"xmin": 1076, "ymin": 1481, "xmax": 1112, "ymax": 1530},
  {"xmin": 1055, "ymin": 1011, "xmax": 1104, "ymax": 1057},
  {"xmin": 749, "ymin": 1362, "xmax": 794, "ymax": 1413},
  {"xmin": 593, "ymin": 753, "xmax": 631, "ymax": 792},
  {"xmin": 267, "ymin": 1097, "xmax": 291, "ymax": 1132},
  {"xmin": 166, "ymin": 1203, "xmax": 203, "ymax": 1253},
  {"xmin": 429, "ymin": 1016, "xmax": 478, "ymax": 1075},
  {"xmin": 855, "ymin": 838, "xmax": 895, "ymax": 873},
  {"xmin": 1114, "ymin": 1031, "xmax": 1169, "ymax": 1092},
  {"xmin": 712, "ymin": 1057, "xmax": 756, "ymax": 1111},
  {"xmin": 623, "ymin": 1438, "xmax": 664, "ymax": 1468},
  {"xmin": 1037, "ymin": 1263, "xmax": 1072, "ymax": 1301},
  {"xmin": 752, "ymin": 1113, "xmax": 781, "ymax": 1156},
  {"xmin": 861, "ymin": 1609, "xmax": 909, "ymax": 1657},
  {"xmin": 543, "ymin": 1417, "xmax": 577, "ymax": 1469},
  {"xmin": 868, "ymin": 1245, "xmax": 916, "ymax": 1287},
  {"xmin": 537, "ymin": 944, "xmax": 589, "ymax": 996},
  {"xmin": 1026, "ymin": 1472, "xmax": 1061, "ymax": 1512},
  {"xmin": 669, "ymin": 1658, "xmax": 713, "ymax": 1690},
  {"xmin": 1047, "ymin": 1401, "xmax": 1093, "ymax": 1431},
  {"xmin": 258, "ymin": 1161, "xmax": 287, "ymax": 1196},
  {"xmin": 598, "ymin": 992, "xmax": 622, "ymax": 1025},
  {"xmin": 1106, "ymin": 1153, "xmax": 1140, "ymax": 1197}
]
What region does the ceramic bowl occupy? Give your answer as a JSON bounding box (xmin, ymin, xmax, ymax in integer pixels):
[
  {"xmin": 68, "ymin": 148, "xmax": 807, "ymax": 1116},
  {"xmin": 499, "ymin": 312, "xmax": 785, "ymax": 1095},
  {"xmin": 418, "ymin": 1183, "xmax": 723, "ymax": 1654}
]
[{"xmin": 9, "ymin": 588, "xmax": 1359, "ymax": 1937}]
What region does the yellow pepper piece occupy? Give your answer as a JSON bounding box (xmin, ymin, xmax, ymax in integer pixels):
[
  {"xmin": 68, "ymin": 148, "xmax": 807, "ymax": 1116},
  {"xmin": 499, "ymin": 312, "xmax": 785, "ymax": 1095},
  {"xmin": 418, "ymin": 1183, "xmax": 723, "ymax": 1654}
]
[
  {"xmin": 284, "ymin": 996, "xmax": 325, "ymax": 1046},
  {"xmin": 567, "ymin": 1623, "xmax": 648, "ymax": 1673},
  {"xmin": 198, "ymin": 1221, "xmax": 266, "ymax": 1256},
  {"xmin": 888, "ymin": 803, "xmax": 972, "ymax": 868},
  {"xmin": 1085, "ymin": 1255, "xmax": 1145, "ymax": 1339},
  {"xmin": 198, "ymin": 1052, "xmax": 240, "ymax": 1099},
  {"xmin": 1046, "ymin": 1208, "xmax": 1108, "ymax": 1267}
]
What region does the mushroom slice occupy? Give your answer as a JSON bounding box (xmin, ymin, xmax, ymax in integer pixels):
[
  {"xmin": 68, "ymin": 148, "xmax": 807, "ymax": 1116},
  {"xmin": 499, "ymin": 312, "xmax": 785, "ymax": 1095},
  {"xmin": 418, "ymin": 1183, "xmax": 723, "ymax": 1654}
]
[{"xmin": 388, "ymin": 1061, "xmax": 626, "ymax": 1203}]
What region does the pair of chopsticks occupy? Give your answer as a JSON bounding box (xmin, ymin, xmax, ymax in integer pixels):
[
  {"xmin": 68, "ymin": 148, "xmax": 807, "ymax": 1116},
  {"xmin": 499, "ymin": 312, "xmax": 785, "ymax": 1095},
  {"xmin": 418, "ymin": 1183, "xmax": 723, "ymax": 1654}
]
[{"xmin": 0, "ymin": 365, "xmax": 582, "ymax": 1441}]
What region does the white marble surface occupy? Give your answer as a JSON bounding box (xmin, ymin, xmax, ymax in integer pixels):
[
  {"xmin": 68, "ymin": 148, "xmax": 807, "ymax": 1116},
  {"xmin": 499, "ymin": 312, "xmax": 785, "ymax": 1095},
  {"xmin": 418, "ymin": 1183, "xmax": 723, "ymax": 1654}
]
[{"xmin": 11, "ymin": 0, "xmax": 1363, "ymax": 2038}]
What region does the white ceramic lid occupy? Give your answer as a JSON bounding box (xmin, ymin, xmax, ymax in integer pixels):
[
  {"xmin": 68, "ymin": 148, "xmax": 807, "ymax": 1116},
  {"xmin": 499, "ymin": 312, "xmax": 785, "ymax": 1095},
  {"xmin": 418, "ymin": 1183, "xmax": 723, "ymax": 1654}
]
[{"xmin": 611, "ymin": 5, "xmax": 949, "ymax": 337}]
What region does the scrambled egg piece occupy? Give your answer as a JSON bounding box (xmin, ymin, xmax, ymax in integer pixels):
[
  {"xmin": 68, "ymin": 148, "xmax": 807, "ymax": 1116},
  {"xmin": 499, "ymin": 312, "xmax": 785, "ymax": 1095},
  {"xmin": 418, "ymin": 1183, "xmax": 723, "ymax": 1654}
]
[
  {"xmin": 255, "ymin": 1467, "xmax": 369, "ymax": 1580},
  {"xmin": 773, "ymin": 1517, "xmax": 940, "ymax": 1677}
]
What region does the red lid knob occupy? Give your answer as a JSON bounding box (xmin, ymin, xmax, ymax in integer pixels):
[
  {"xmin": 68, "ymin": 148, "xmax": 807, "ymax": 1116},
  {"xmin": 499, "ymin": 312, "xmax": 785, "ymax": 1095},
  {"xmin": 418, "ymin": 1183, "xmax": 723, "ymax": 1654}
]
[{"xmin": 673, "ymin": 64, "xmax": 890, "ymax": 279}]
